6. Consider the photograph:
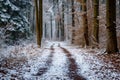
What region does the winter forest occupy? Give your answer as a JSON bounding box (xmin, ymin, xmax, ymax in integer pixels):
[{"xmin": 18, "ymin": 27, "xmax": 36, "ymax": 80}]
[{"xmin": 0, "ymin": 0, "xmax": 120, "ymax": 80}]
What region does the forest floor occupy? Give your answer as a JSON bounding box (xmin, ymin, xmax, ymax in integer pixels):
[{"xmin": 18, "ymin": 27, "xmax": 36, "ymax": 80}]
[{"xmin": 0, "ymin": 41, "xmax": 120, "ymax": 80}]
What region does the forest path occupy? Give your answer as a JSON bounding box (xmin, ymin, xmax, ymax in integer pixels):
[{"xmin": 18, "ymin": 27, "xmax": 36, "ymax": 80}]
[
  {"xmin": 60, "ymin": 46, "xmax": 86, "ymax": 80},
  {"xmin": 31, "ymin": 42, "xmax": 86, "ymax": 80},
  {"xmin": 22, "ymin": 42, "xmax": 120, "ymax": 80},
  {"xmin": 35, "ymin": 44, "xmax": 55, "ymax": 76},
  {"xmin": 1, "ymin": 42, "xmax": 120, "ymax": 80}
]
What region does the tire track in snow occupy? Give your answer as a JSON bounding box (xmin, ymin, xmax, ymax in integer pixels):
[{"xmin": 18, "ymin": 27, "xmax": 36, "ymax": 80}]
[
  {"xmin": 35, "ymin": 44, "xmax": 55, "ymax": 76},
  {"xmin": 60, "ymin": 46, "xmax": 86, "ymax": 80},
  {"xmin": 39, "ymin": 43, "xmax": 70, "ymax": 80}
]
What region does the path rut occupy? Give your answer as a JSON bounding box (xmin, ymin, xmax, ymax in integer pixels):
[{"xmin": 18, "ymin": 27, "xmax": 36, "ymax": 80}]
[
  {"xmin": 60, "ymin": 46, "xmax": 86, "ymax": 80},
  {"xmin": 35, "ymin": 44, "xmax": 55, "ymax": 76}
]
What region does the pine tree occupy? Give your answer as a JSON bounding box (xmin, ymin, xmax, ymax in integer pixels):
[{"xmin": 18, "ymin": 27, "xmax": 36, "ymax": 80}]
[{"xmin": 106, "ymin": 0, "xmax": 118, "ymax": 53}]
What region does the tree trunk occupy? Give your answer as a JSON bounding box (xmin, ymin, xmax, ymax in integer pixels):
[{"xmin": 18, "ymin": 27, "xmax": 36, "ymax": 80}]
[
  {"xmin": 56, "ymin": 0, "xmax": 60, "ymax": 41},
  {"xmin": 119, "ymin": 0, "xmax": 120, "ymax": 18},
  {"xmin": 39, "ymin": 0, "xmax": 43, "ymax": 47},
  {"xmin": 71, "ymin": 0, "xmax": 75, "ymax": 44},
  {"xmin": 106, "ymin": 0, "xmax": 118, "ymax": 53},
  {"xmin": 34, "ymin": 0, "xmax": 41, "ymax": 47},
  {"xmin": 50, "ymin": 14, "xmax": 53, "ymax": 40},
  {"xmin": 44, "ymin": 23, "xmax": 47, "ymax": 39},
  {"xmin": 92, "ymin": 0, "xmax": 99, "ymax": 47},
  {"xmin": 61, "ymin": 1, "xmax": 65, "ymax": 41},
  {"xmin": 34, "ymin": 0, "xmax": 43, "ymax": 47},
  {"xmin": 82, "ymin": 0, "xmax": 89, "ymax": 46}
]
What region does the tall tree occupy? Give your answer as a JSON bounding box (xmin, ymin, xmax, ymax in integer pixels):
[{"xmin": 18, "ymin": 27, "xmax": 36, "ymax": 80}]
[
  {"xmin": 50, "ymin": 14, "xmax": 53, "ymax": 40},
  {"xmin": 92, "ymin": 0, "xmax": 99, "ymax": 46},
  {"xmin": 44, "ymin": 23, "xmax": 47, "ymax": 39},
  {"xmin": 34, "ymin": 0, "xmax": 43, "ymax": 47},
  {"xmin": 56, "ymin": 0, "xmax": 60, "ymax": 40},
  {"xmin": 82, "ymin": 0, "xmax": 89, "ymax": 46},
  {"xmin": 71, "ymin": 0, "xmax": 75, "ymax": 43},
  {"xmin": 39, "ymin": 0, "xmax": 43, "ymax": 47},
  {"xmin": 118, "ymin": 0, "xmax": 120, "ymax": 18},
  {"xmin": 61, "ymin": 1, "xmax": 65, "ymax": 41},
  {"xmin": 106, "ymin": 0, "xmax": 118, "ymax": 53}
]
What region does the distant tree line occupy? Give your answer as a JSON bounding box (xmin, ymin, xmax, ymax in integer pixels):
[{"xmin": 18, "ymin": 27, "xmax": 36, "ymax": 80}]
[{"xmin": 35, "ymin": 0, "xmax": 119, "ymax": 53}]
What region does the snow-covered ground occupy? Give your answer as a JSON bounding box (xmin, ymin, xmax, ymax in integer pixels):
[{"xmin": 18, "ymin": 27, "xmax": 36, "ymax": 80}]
[{"xmin": 0, "ymin": 41, "xmax": 120, "ymax": 80}]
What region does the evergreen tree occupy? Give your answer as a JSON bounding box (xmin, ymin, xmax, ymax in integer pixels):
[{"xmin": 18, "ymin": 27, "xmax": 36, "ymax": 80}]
[{"xmin": 0, "ymin": 0, "xmax": 32, "ymax": 44}]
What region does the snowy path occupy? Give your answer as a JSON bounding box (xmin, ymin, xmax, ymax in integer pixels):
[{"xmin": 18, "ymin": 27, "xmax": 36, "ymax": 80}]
[
  {"xmin": 0, "ymin": 42, "xmax": 120, "ymax": 80},
  {"xmin": 36, "ymin": 44, "xmax": 55, "ymax": 76},
  {"xmin": 60, "ymin": 46, "xmax": 86, "ymax": 80},
  {"xmin": 23, "ymin": 43, "xmax": 86, "ymax": 80}
]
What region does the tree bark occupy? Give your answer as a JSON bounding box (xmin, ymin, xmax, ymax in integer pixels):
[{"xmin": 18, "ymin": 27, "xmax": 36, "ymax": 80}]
[
  {"xmin": 119, "ymin": 0, "xmax": 120, "ymax": 18},
  {"xmin": 39, "ymin": 0, "xmax": 43, "ymax": 47},
  {"xmin": 35, "ymin": 0, "xmax": 40, "ymax": 47},
  {"xmin": 56, "ymin": 0, "xmax": 60, "ymax": 40},
  {"xmin": 34, "ymin": 0, "xmax": 43, "ymax": 47},
  {"xmin": 44, "ymin": 23, "xmax": 47, "ymax": 39},
  {"xmin": 82, "ymin": 0, "xmax": 89, "ymax": 46},
  {"xmin": 71, "ymin": 0, "xmax": 75, "ymax": 44},
  {"xmin": 92, "ymin": 0, "xmax": 99, "ymax": 47},
  {"xmin": 61, "ymin": 1, "xmax": 65, "ymax": 41},
  {"xmin": 50, "ymin": 14, "xmax": 53, "ymax": 40},
  {"xmin": 106, "ymin": 0, "xmax": 118, "ymax": 53}
]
